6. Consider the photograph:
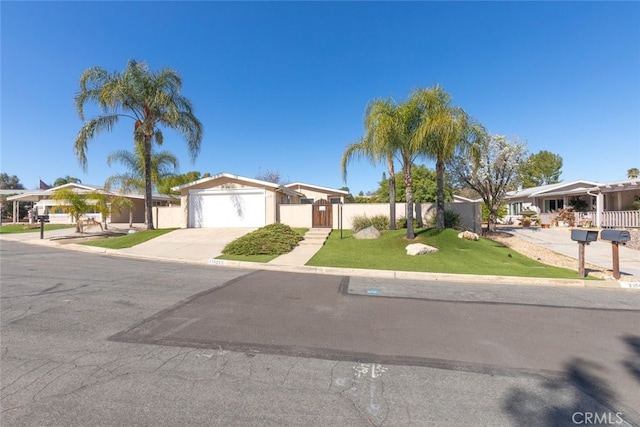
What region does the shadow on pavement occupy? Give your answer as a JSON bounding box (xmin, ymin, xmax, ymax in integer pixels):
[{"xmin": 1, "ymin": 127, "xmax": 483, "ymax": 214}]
[
  {"xmin": 503, "ymin": 340, "xmax": 640, "ymax": 426},
  {"xmin": 623, "ymin": 335, "xmax": 640, "ymax": 383}
]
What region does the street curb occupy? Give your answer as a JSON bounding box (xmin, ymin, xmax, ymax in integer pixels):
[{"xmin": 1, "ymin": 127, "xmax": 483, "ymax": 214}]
[{"xmin": 3, "ymin": 236, "xmax": 632, "ymax": 290}]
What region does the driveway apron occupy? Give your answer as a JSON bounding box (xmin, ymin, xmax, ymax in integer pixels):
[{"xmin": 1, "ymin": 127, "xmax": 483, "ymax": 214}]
[{"xmin": 118, "ymin": 228, "xmax": 255, "ymax": 263}]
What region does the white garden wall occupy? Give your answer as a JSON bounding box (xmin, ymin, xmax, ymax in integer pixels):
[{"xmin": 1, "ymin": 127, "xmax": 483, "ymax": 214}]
[{"xmin": 279, "ymin": 202, "xmax": 481, "ymax": 233}]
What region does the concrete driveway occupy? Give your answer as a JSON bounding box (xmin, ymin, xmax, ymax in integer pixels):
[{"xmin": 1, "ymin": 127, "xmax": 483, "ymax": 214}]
[{"xmin": 118, "ymin": 227, "xmax": 256, "ymax": 263}]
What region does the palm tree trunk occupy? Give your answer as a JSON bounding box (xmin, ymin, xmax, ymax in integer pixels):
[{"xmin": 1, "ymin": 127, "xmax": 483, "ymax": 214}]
[
  {"xmin": 388, "ymin": 155, "xmax": 397, "ymax": 230},
  {"xmin": 404, "ymin": 165, "xmax": 415, "ymax": 239},
  {"xmin": 144, "ymin": 136, "xmax": 155, "ymax": 230},
  {"xmin": 436, "ymin": 157, "xmax": 446, "ymax": 229}
]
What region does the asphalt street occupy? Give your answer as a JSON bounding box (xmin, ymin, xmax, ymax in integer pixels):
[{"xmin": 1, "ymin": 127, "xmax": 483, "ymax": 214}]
[{"xmin": 2, "ymin": 241, "xmax": 640, "ymax": 426}]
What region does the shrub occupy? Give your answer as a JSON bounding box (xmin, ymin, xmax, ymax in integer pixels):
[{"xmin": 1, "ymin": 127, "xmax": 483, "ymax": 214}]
[
  {"xmin": 396, "ymin": 216, "xmax": 419, "ymax": 229},
  {"xmin": 222, "ymin": 223, "xmax": 303, "ymax": 256},
  {"xmin": 425, "ymin": 210, "xmax": 462, "ymax": 229},
  {"xmin": 444, "ymin": 210, "xmax": 462, "ymax": 229},
  {"xmin": 351, "ymin": 214, "xmax": 390, "ymax": 232}
]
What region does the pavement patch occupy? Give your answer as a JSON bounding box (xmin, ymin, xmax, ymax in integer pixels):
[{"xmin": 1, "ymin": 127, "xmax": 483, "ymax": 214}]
[{"xmin": 110, "ymin": 270, "xmax": 640, "ymax": 381}]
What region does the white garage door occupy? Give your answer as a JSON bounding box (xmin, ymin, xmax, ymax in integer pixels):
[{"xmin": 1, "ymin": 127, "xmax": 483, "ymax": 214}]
[{"xmin": 189, "ymin": 188, "xmax": 266, "ymax": 228}]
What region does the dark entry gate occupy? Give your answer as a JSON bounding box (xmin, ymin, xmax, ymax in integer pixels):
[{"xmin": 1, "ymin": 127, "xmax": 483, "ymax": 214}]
[{"xmin": 312, "ymin": 199, "xmax": 333, "ymax": 228}]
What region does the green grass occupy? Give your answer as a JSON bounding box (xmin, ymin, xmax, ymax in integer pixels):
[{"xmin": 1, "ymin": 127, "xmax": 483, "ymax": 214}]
[
  {"xmin": 80, "ymin": 228, "xmax": 177, "ymax": 249},
  {"xmin": 307, "ymin": 228, "xmax": 590, "ymax": 279},
  {"xmin": 216, "ymin": 227, "xmax": 309, "ymax": 263},
  {"xmin": 0, "ymin": 224, "xmax": 75, "ymax": 234}
]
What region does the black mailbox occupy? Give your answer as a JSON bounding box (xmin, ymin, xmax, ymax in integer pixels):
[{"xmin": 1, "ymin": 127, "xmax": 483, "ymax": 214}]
[
  {"xmin": 571, "ymin": 229, "xmax": 598, "ymax": 243},
  {"xmin": 600, "ymin": 229, "xmax": 630, "ymax": 242},
  {"xmin": 37, "ymin": 214, "xmax": 50, "ymax": 223}
]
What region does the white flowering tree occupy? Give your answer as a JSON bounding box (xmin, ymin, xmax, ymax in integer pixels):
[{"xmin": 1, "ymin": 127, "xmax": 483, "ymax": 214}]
[{"xmin": 448, "ymin": 134, "xmax": 527, "ymax": 232}]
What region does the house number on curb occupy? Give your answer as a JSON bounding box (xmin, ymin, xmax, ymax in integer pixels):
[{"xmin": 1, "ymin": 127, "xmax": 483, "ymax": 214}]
[
  {"xmin": 354, "ymin": 363, "xmax": 387, "ymax": 379},
  {"xmin": 620, "ymin": 282, "xmax": 640, "ymax": 289}
]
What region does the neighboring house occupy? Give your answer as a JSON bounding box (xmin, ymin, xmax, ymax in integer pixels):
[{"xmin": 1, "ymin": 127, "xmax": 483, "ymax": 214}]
[
  {"xmin": 5, "ymin": 183, "xmax": 175, "ymax": 224},
  {"xmin": 504, "ymin": 179, "xmax": 640, "ymax": 228},
  {"xmin": 172, "ymin": 172, "xmax": 349, "ymax": 228},
  {"xmin": 283, "ymin": 183, "xmax": 349, "ymax": 205},
  {"xmin": 505, "ymin": 180, "xmax": 600, "ymax": 216}
]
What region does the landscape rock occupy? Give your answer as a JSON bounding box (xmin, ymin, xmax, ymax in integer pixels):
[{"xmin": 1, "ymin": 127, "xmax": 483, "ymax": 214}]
[
  {"xmin": 458, "ymin": 231, "xmax": 479, "ymax": 241},
  {"xmin": 354, "ymin": 226, "xmax": 381, "ymax": 239},
  {"xmin": 405, "ymin": 243, "xmax": 439, "ymax": 256}
]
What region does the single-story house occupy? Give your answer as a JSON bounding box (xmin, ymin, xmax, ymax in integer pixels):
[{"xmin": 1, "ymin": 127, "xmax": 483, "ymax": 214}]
[
  {"xmin": 505, "ymin": 180, "xmax": 600, "ymax": 216},
  {"xmin": 5, "ymin": 183, "xmax": 175, "ymax": 224},
  {"xmin": 172, "ymin": 172, "xmax": 349, "ymax": 228},
  {"xmin": 504, "ymin": 179, "xmax": 640, "ymax": 228}
]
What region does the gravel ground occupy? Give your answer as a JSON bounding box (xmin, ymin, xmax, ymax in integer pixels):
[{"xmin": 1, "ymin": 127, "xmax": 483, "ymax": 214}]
[{"xmin": 484, "ymin": 229, "xmax": 639, "ymax": 280}]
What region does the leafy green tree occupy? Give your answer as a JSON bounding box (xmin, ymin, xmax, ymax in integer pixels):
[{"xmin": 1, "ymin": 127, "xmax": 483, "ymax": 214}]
[
  {"xmin": 520, "ymin": 150, "xmax": 563, "ymax": 188},
  {"xmin": 627, "ymin": 167, "xmax": 639, "ymax": 179},
  {"xmin": 52, "ymin": 188, "xmax": 90, "ymax": 232},
  {"xmin": 74, "ymin": 59, "xmax": 203, "ymax": 230},
  {"xmin": 0, "ymin": 173, "xmax": 25, "ymax": 190},
  {"xmin": 410, "ymin": 85, "xmax": 485, "ymax": 230},
  {"xmin": 53, "ymin": 176, "xmax": 82, "ymax": 187},
  {"xmin": 157, "ymin": 171, "xmax": 211, "ymax": 196},
  {"xmin": 376, "ymin": 165, "xmax": 453, "ymax": 204},
  {"xmin": 448, "ymin": 134, "xmax": 527, "ymax": 232},
  {"xmin": 342, "ymin": 98, "xmax": 400, "ymax": 230}
]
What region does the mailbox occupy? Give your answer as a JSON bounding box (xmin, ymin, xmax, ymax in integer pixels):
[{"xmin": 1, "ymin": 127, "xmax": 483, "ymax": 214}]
[
  {"xmin": 600, "ymin": 229, "xmax": 630, "ymax": 242},
  {"xmin": 570, "ymin": 229, "xmax": 598, "ymax": 243}
]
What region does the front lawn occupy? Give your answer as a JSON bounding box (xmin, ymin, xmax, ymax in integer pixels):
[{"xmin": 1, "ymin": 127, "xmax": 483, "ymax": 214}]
[
  {"xmin": 307, "ymin": 228, "xmax": 587, "ymax": 279},
  {"xmin": 80, "ymin": 228, "xmax": 177, "ymax": 249},
  {"xmin": 0, "ymin": 224, "xmax": 75, "ymax": 234}
]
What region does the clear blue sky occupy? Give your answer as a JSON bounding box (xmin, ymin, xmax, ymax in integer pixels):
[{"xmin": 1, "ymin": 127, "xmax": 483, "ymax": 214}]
[{"xmin": 2, "ymin": 1, "xmax": 639, "ymax": 194}]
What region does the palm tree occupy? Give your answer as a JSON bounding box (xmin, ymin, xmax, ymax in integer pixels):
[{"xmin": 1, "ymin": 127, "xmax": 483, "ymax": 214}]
[
  {"xmin": 86, "ymin": 192, "xmax": 111, "ymax": 230},
  {"xmin": 53, "ymin": 176, "xmax": 82, "ymax": 187},
  {"xmin": 74, "ymin": 59, "xmax": 202, "ymax": 230},
  {"xmin": 52, "ymin": 188, "xmax": 90, "ymax": 233},
  {"xmin": 390, "ymin": 98, "xmax": 426, "ymax": 239},
  {"xmin": 342, "ymin": 98, "xmax": 399, "ymax": 230},
  {"xmin": 411, "ymin": 86, "xmax": 485, "ymax": 229},
  {"xmin": 105, "ymin": 141, "xmax": 178, "ymax": 227},
  {"xmin": 627, "ymin": 168, "xmax": 639, "ymax": 179},
  {"xmin": 105, "ymin": 140, "xmax": 179, "ymax": 194}
]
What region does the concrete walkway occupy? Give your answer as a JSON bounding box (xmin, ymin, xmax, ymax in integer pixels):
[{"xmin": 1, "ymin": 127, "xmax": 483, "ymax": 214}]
[{"xmin": 267, "ymin": 228, "xmax": 331, "ymax": 266}]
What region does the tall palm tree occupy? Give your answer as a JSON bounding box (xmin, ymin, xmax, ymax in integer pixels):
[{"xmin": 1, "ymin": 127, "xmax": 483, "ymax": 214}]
[
  {"xmin": 411, "ymin": 86, "xmax": 485, "ymax": 229},
  {"xmin": 342, "ymin": 98, "xmax": 400, "ymax": 230},
  {"xmin": 74, "ymin": 59, "xmax": 202, "ymax": 230},
  {"xmin": 391, "ymin": 98, "xmax": 426, "ymax": 239},
  {"xmin": 627, "ymin": 167, "xmax": 639, "ymax": 179}
]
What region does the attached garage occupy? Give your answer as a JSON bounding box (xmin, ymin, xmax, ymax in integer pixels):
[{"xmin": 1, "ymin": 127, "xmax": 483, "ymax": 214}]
[{"xmin": 189, "ymin": 188, "xmax": 266, "ymax": 228}]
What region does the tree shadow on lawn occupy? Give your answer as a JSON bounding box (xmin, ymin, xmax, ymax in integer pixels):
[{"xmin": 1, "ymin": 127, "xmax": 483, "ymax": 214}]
[{"xmin": 502, "ymin": 337, "xmax": 640, "ymax": 426}]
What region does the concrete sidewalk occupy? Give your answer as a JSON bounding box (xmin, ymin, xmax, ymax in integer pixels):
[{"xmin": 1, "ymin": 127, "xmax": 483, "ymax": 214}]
[{"xmin": 2, "ymin": 224, "xmax": 638, "ymax": 289}]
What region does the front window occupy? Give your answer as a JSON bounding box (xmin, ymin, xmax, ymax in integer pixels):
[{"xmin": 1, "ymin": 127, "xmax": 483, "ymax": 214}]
[{"xmin": 544, "ymin": 199, "xmax": 564, "ymax": 213}]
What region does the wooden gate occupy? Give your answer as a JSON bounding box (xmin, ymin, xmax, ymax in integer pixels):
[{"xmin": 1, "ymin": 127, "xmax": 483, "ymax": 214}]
[{"xmin": 312, "ymin": 199, "xmax": 333, "ymax": 228}]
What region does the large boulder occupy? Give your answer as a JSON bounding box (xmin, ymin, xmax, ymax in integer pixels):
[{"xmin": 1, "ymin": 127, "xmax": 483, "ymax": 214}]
[
  {"xmin": 354, "ymin": 226, "xmax": 381, "ymax": 239},
  {"xmin": 406, "ymin": 243, "xmax": 438, "ymax": 256},
  {"xmin": 458, "ymin": 231, "xmax": 479, "ymax": 241}
]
